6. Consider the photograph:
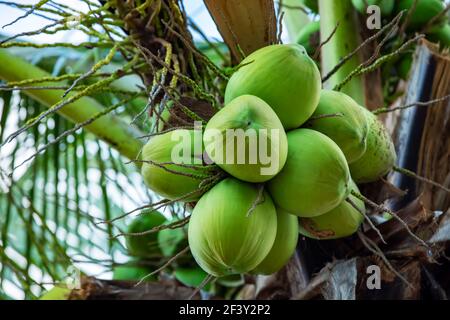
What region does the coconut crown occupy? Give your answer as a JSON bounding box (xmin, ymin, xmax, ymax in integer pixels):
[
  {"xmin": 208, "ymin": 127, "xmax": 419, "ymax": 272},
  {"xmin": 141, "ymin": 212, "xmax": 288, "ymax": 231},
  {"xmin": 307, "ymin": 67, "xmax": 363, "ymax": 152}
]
[{"xmin": 188, "ymin": 178, "xmax": 277, "ymax": 277}]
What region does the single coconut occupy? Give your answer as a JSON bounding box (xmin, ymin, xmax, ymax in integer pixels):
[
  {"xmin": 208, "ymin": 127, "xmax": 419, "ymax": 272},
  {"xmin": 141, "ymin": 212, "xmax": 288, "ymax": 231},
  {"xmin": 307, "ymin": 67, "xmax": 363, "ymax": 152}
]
[
  {"xmin": 349, "ymin": 108, "xmax": 397, "ymax": 183},
  {"xmin": 125, "ymin": 209, "xmax": 166, "ymax": 258},
  {"xmin": 395, "ymin": 0, "xmax": 446, "ymax": 31},
  {"xmin": 295, "ymin": 21, "xmax": 320, "ymax": 55},
  {"xmin": 141, "ymin": 129, "xmax": 210, "ymax": 202},
  {"xmin": 174, "ymin": 267, "xmax": 211, "ymax": 291},
  {"xmin": 252, "ymin": 208, "xmax": 299, "ymax": 275},
  {"xmin": 305, "ymin": 90, "xmax": 369, "ymax": 164},
  {"xmin": 352, "ymin": 0, "xmax": 395, "ymax": 16},
  {"xmin": 113, "ymin": 260, "xmax": 155, "ymax": 281},
  {"xmin": 298, "ymin": 180, "xmax": 365, "ymax": 239},
  {"xmin": 188, "ymin": 178, "xmax": 277, "ymax": 277},
  {"xmin": 204, "ymin": 95, "xmax": 288, "ymax": 182},
  {"xmin": 428, "ymin": 24, "xmax": 450, "ymax": 48},
  {"xmin": 157, "ymin": 223, "xmax": 188, "ymax": 257},
  {"xmin": 225, "ymin": 44, "xmax": 321, "ymax": 130},
  {"xmin": 267, "ymin": 129, "xmax": 350, "ymax": 217}
]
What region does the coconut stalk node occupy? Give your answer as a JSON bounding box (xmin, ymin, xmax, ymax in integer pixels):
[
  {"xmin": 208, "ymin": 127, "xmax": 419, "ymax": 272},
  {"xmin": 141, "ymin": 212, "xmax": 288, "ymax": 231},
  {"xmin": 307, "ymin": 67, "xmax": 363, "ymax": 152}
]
[
  {"xmin": 188, "ymin": 178, "xmax": 277, "ymax": 277},
  {"xmin": 268, "ymin": 129, "xmax": 351, "ymax": 217},
  {"xmin": 225, "ymin": 44, "xmax": 322, "ymax": 130},
  {"xmin": 204, "ymin": 95, "xmax": 288, "ymax": 183}
]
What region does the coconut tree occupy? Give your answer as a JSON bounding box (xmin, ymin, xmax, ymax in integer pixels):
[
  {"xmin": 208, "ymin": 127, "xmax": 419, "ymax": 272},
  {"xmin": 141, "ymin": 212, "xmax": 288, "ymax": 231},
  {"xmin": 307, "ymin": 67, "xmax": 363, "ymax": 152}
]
[{"xmin": 0, "ymin": 0, "xmax": 449, "ymax": 300}]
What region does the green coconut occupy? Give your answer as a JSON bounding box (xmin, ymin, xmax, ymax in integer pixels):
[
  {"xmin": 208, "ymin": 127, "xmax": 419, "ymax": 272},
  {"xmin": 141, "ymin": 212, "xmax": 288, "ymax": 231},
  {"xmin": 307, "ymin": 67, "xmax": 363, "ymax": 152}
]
[
  {"xmin": 352, "ymin": 0, "xmax": 395, "ymax": 16},
  {"xmin": 295, "ymin": 21, "xmax": 320, "ymax": 55},
  {"xmin": 428, "ymin": 24, "xmax": 450, "ymax": 48},
  {"xmin": 349, "ymin": 108, "xmax": 397, "ymax": 183},
  {"xmin": 298, "ymin": 180, "xmax": 365, "ymax": 239},
  {"xmin": 141, "ymin": 129, "xmax": 209, "ymax": 202},
  {"xmin": 158, "ymin": 224, "xmax": 188, "ymax": 257},
  {"xmin": 125, "ymin": 209, "xmax": 166, "ymax": 258},
  {"xmin": 395, "ymin": 0, "xmax": 446, "ymax": 31},
  {"xmin": 268, "ymin": 129, "xmax": 350, "ymax": 217},
  {"xmin": 305, "ymin": 90, "xmax": 369, "ymax": 164},
  {"xmin": 174, "ymin": 267, "xmax": 211, "ymax": 291},
  {"xmin": 225, "ymin": 44, "xmax": 321, "ymax": 130},
  {"xmin": 188, "ymin": 178, "xmax": 277, "ymax": 277},
  {"xmin": 204, "ymin": 95, "xmax": 288, "ymax": 183},
  {"xmin": 113, "ymin": 261, "xmax": 155, "ymax": 281},
  {"xmin": 252, "ymin": 208, "xmax": 299, "ymax": 275}
]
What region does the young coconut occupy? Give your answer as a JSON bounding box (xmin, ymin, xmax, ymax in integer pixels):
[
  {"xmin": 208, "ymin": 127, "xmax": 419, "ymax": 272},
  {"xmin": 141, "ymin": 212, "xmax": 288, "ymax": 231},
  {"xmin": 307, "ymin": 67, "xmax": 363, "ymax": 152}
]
[
  {"xmin": 125, "ymin": 209, "xmax": 166, "ymax": 258},
  {"xmin": 298, "ymin": 180, "xmax": 365, "ymax": 239},
  {"xmin": 203, "ymin": 95, "xmax": 288, "ymax": 183},
  {"xmin": 188, "ymin": 178, "xmax": 277, "ymax": 277},
  {"xmin": 141, "ymin": 129, "xmax": 210, "ymax": 202},
  {"xmin": 295, "ymin": 21, "xmax": 320, "ymax": 55},
  {"xmin": 395, "ymin": 0, "xmax": 446, "ymax": 31},
  {"xmin": 349, "ymin": 108, "xmax": 397, "ymax": 183},
  {"xmin": 428, "ymin": 24, "xmax": 450, "ymax": 48},
  {"xmin": 352, "ymin": 0, "xmax": 395, "ymax": 16},
  {"xmin": 225, "ymin": 44, "xmax": 321, "ymax": 130},
  {"xmin": 252, "ymin": 208, "xmax": 299, "ymax": 275},
  {"xmin": 113, "ymin": 260, "xmax": 156, "ymax": 281},
  {"xmin": 267, "ymin": 129, "xmax": 350, "ymax": 217},
  {"xmin": 305, "ymin": 90, "xmax": 369, "ymax": 164}
]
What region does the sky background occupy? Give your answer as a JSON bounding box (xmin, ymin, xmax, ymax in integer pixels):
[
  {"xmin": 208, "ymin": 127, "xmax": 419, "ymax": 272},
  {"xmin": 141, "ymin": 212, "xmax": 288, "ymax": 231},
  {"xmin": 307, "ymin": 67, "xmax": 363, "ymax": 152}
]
[{"xmin": 0, "ymin": 0, "xmax": 224, "ymax": 43}]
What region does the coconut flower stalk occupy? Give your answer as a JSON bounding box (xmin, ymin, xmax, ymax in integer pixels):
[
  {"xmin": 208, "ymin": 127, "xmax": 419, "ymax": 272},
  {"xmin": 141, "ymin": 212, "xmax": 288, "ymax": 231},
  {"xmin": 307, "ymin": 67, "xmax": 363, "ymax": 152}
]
[{"xmin": 318, "ymin": 0, "xmax": 366, "ymax": 105}]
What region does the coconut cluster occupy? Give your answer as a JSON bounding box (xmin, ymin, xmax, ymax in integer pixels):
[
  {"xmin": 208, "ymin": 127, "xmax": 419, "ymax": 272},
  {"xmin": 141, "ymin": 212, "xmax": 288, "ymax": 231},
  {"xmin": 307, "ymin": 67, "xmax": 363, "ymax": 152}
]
[{"xmin": 140, "ymin": 44, "xmax": 397, "ymax": 278}]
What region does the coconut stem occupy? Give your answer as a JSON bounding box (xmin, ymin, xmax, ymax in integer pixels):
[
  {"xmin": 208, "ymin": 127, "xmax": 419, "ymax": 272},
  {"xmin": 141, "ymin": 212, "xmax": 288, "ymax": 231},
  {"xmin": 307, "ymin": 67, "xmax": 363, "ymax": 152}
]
[
  {"xmin": 392, "ymin": 166, "xmax": 450, "ymax": 193},
  {"xmin": 357, "ymin": 231, "xmax": 413, "ymax": 288},
  {"xmin": 346, "ymin": 198, "xmax": 386, "ymax": 244},
  {"xmin": 188, "ymin": 274, "xmax": 215, "ymax": 300},
  {"xmin": 351, "ymin": 190, "xmax": 428, "ymax": 248}
]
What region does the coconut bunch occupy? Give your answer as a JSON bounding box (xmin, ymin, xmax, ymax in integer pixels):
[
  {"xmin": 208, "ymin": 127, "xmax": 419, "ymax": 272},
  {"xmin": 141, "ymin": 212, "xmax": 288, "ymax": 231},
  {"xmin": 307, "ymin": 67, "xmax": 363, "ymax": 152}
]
[{"xmin": 139, "ymin": 44, "xmax": 397, "ymax": 278}]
